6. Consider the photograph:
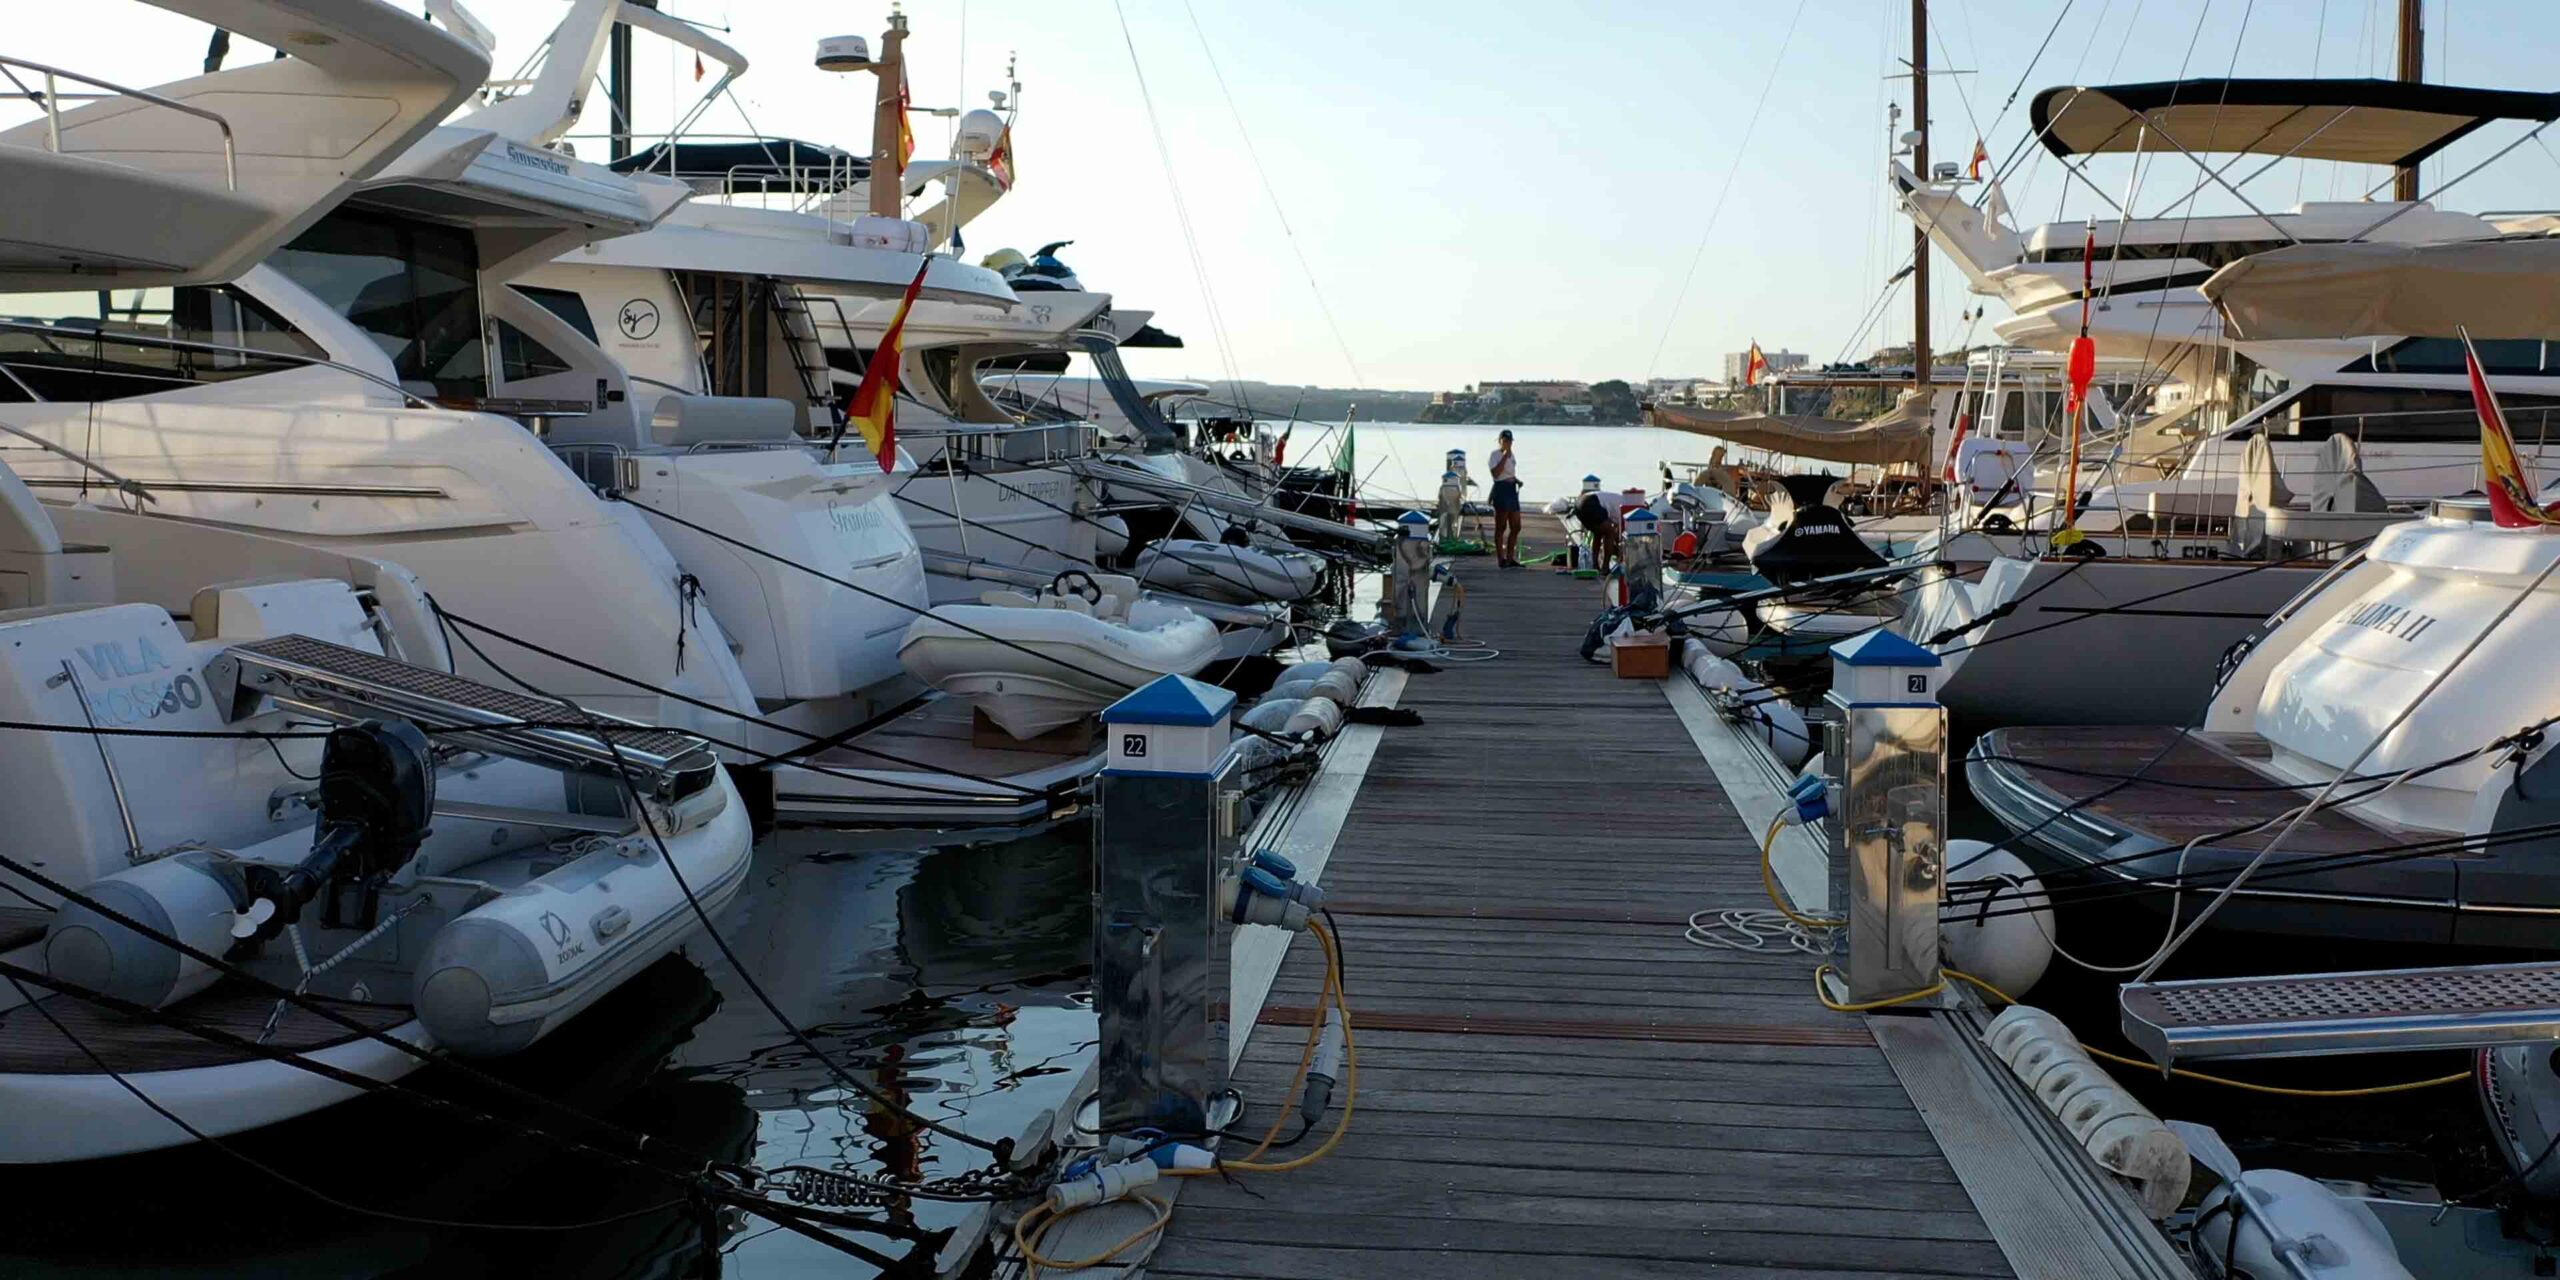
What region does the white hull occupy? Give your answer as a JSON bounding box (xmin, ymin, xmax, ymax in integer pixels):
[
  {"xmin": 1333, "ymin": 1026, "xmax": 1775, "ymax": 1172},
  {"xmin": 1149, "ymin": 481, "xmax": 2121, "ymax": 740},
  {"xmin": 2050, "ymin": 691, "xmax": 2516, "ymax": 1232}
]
[{"xmin": 900, "ymin": 598, "xmax": 1219, "ymax": 738}]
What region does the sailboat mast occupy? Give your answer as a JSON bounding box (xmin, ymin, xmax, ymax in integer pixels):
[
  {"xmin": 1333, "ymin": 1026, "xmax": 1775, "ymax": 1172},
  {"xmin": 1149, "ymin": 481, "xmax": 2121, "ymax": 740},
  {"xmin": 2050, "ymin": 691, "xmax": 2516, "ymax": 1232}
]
[
  {"xmin": 870, "ymin": 11, "xmax": 910, "ymax": 219},
  {"xmin": 1911, "ymin": 0, "xmax": 1931, "ymax": 388},
  {"xmin": 2395, "ymin": 0, "xmax": 2424, "ymax": 201}
]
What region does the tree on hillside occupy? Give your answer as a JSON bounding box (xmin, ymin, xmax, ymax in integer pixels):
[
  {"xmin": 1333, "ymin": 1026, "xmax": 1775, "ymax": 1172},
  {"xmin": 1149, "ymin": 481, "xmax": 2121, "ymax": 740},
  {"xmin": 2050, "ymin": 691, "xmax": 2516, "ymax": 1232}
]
[{"xmin": 1589, "ymin": 379, "xmax": 1640, "ymax": 425}]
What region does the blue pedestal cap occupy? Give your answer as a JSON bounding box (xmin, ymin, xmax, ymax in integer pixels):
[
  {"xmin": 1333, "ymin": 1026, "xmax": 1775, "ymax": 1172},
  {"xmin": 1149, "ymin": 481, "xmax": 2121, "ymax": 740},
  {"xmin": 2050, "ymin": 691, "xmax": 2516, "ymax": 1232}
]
[
  {"xmin": 1830, "ymin": 629, "xmax": 1942, "ymax": 669},
  {"xmin": 1102, "ymin": 674, "xmax": 1238, "ymax": 727},
  {"xmin": 1397, "ymin": 509, "xmax": 1433, "ymax": 537},
  {"xmin": 1625, "ymin": 508, "xmax": 1660, "ymax": 534}
]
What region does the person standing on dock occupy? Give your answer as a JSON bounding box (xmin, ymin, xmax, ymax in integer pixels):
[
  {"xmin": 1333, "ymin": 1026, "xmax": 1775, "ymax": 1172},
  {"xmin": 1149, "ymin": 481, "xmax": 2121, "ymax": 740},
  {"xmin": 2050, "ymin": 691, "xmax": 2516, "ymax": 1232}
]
[{"xmin": 1489, "ymin": 429, "xmax": 1523, "ymax": 567}]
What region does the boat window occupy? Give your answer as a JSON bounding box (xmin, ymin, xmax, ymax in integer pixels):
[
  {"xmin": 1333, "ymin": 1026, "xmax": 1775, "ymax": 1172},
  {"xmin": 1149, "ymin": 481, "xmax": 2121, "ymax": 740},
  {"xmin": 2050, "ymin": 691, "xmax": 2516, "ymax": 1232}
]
[
  {"xmin": 2342, "ymin": 336, "xmax": 2550, "ymax": 376},
  {"xmin": 496, "ymin": 321, "xmax": 573, "ymax": 381},
  {"xmin": 270, "ymin": 209, "xmax": 487, "ymax": 399},
  {"xmin": 2276, "ymin": 385, "xmax": 2560, "ymax": 444},
  {"xmin": 2028, "ymin": 238, "xmax": 2297, "ymax": 268},
  {"xmin": 0, "ymin": 285, "xmax": 322, "ymax": 402},
  {"xmin": 513, "ymin": 285, "xmax": 601, "ymax": 344}
]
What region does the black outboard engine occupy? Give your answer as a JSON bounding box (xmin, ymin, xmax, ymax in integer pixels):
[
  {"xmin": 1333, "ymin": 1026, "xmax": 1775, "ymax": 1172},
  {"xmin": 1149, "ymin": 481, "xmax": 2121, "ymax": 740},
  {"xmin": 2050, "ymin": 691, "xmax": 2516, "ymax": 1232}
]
[
  {"xmin": 1749, "ymin": 474, "xmax": 1884, "ymax": 588},
  {"xmin": 239, "ymin": 720, "xmax": 435, "ymax": 939},
  {"xmin": 46, "ymin": 719, "xmax": 437, "ymax": 1009}
]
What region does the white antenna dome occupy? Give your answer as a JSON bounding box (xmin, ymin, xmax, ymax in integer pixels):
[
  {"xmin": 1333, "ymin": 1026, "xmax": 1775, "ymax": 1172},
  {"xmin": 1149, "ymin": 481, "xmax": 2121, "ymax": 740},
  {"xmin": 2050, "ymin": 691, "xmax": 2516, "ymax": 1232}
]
[
  {"xmin": 815, "ymin": 35, "xmax": 872, "ymax": 72},
  {"xmin": 954, "ymin": 109, "xmax": 1004, "ymax": 160}
]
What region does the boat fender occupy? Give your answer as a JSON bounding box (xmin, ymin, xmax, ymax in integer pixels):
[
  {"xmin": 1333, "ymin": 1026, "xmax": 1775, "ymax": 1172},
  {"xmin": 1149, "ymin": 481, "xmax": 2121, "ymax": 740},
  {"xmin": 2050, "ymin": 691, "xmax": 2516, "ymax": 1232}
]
[
  {"xmin": 1730, "ymin": 685, "xmax": 1812, "ymax": 770},
  {"xmin": 2193, "ymin": 1170, "xmax": 2414, "ymax": 1280},
  {"xmin": 1239, "ymin": 698, "xmax": 1305, "ymax": 734},
  {"xmin": 1981, "ymin": 1004, "xmax": 2190, "ymax": 1217},
  {"xmin": 1276, "ymin": 660, "xmax": 1338, "ymax": 687},
  {"xmin": 1326, "ymin": 656, "xmax": 1367, "ymax": 684},
  {"xmin": 44, "ymin": 850, "xmax": 251, "ymax": 1010},
  {"xmin": 1287, "ymin": 698, "xmax": 1345, "ymax": 739},
  {"xmin": 1941, "ymin": 840, "xmax": 2054, "ymax": 998}
]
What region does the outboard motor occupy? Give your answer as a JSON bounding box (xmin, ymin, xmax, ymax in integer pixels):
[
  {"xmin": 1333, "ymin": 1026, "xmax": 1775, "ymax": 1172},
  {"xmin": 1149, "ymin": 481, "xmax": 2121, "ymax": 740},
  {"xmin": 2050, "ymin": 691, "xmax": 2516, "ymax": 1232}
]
[
  {"xmin": 2480, "ymin": 1044, "xmax": 2560, "ymax": 1200},
  {"xmin": 235, "ymin": 720, "xmax": 436, "ymax": 940},
  {"xmin": 1748, "ymin": 475, "xmax": 1884, "ymax": 588},
  {"xmin": 44, "ymin": 720, "xmax": 435, "ymax": 1010}
]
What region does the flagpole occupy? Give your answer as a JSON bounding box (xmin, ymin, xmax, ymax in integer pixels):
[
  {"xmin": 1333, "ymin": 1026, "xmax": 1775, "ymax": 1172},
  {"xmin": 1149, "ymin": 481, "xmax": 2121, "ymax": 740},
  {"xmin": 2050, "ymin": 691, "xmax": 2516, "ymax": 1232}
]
[{"xmin": 871, "ymin": 9, "xmax": 910, "ymax": 219}]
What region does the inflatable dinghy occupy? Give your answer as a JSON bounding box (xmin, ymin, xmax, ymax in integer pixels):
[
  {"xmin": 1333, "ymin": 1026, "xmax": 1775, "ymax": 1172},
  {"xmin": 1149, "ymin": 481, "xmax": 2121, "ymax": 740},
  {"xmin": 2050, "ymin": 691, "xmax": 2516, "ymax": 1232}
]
[
  {"xmin": 900, "ymin": 570, "xmax": 1220, "ymax": 738},
  {"xmin": 1135, "ymin": 539, "xmax": 1325, "ymax": 603}
]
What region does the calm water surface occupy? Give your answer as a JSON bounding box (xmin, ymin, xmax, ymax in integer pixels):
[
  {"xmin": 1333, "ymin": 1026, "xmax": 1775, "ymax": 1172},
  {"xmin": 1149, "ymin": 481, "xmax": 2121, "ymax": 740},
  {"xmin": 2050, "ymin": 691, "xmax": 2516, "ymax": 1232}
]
[{"xmin": 0, "ymin": 820, "xmax": 1099, "ymax": 1278}]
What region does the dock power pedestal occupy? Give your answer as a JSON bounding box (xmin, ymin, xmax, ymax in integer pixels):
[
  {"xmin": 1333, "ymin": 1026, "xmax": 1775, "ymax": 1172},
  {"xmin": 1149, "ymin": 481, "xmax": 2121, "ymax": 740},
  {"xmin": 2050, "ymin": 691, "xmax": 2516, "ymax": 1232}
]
[
  {"xmin": 1820, "ymin": 631, "xmax": 1949, "ymax": 1009},
  {"xmin": 1094, "ymin": 674, "xmax": 1251, "ymax": 1135}
]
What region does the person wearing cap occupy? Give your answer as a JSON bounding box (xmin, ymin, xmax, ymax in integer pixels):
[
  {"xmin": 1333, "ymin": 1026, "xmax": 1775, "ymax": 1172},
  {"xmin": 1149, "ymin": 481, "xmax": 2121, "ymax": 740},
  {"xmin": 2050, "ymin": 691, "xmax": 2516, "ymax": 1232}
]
[
  {"xmin": 1572, "ymin": 474, "xmax": 1619, "ymax": 572},
  {"xmin": 1488, "ymin": 429, "xmax": 1523, "ymax": 567}
]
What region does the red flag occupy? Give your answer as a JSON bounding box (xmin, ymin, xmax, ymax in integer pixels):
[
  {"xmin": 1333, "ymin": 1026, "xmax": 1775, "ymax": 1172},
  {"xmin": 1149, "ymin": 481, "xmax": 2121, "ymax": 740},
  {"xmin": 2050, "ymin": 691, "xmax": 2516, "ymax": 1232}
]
[
  {"xmin": 693, "ymin": 50, "xmax": 705, "ymax": 82},
  {"xmin": 987, "ymin": 125, "xmax": 1015, "ymax": 190},
  {"xmin": 1744, "ymin": 341, "xmax": 1768, "ymax": 388},
  {"xmin": 1968, "ymin": 139, "xmax": 1988, "ymax": 181},
  {"xmin": 2471, "ymin": 330, "xmax": 2560, "ymax": 528},
  {"xmin": 897, "ymin": 71, "xmax": 917, "ymax": 168},
  {"xmin": 1942, "ymin": 411, "xmax": 1972, "ymax": 484},
  {"xmin": 843, "ymin": 259, "xmax": 932, "ymax": 472}
]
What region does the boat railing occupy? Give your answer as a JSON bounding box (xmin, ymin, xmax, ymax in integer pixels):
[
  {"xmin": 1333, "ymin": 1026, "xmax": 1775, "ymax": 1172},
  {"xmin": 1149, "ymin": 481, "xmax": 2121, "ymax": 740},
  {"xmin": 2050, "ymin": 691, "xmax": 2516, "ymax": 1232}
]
[
  {"xmin": 566, "ymin": 130, "xmax": 864, "ymax": 218},
  {"xmin": 0, "ymin": 320, "xmax": 429, "ymax": 408},
  {"xmin": 0, "ymin": 54, "xmax": 238, "ymax": 190}
]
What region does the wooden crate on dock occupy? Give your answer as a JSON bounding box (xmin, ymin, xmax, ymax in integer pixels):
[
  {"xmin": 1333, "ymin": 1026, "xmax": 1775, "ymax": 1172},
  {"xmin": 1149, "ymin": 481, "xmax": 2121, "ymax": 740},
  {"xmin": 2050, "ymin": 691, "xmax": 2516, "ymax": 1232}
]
[{"xmin": 1610, "ymin": 632, "xmax": 1670, "ymax": 679}]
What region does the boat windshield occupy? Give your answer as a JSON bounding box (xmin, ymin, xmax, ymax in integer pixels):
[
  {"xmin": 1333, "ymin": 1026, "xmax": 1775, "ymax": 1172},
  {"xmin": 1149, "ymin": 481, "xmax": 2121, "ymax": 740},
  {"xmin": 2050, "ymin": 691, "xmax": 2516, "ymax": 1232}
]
[{"xmin": 0, "ymin": 284, "xmax": 321, "ymax": 402}]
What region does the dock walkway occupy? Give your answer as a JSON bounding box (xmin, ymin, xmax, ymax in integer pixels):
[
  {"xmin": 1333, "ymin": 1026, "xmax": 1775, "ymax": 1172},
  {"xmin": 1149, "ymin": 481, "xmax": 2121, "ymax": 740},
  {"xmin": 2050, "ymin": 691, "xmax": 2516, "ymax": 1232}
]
[{"xmin": 1148, "ymin": 559, "xmax": 2015, "ymax": 1278}]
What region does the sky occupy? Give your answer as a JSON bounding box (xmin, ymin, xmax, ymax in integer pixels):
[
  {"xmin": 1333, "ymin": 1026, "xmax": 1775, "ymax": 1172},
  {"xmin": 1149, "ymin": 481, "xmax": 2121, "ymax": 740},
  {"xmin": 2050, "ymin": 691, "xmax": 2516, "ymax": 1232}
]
[{"xmin": 13, "ymin": 2, "xmax": 2560, "ymax": 390}]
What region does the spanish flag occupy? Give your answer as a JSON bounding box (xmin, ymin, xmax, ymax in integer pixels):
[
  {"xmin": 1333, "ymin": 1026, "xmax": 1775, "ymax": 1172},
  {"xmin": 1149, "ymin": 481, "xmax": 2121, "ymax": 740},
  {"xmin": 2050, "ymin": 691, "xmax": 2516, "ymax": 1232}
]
[
  {"xmin": 1744, "ymin": 342, "xmax": 1768, "ymax": 388},
  {"xmin": 1968, "ymin": 139, "xmax": 1989, "ymax": 181},
  {"xmin": 2470, "ymin": 329, "xmax": 2560, "ymax": 529},
  {"xmin": 988, "ymin": 125, "xmax": 1015, "ymax": 191},
  {"xmin": 898, "ymin": 71, "xmax": 917, "ymax": 169},
  {"xmin": 844, "ymin": 259, "xmax": 932, "ymax": 473}
]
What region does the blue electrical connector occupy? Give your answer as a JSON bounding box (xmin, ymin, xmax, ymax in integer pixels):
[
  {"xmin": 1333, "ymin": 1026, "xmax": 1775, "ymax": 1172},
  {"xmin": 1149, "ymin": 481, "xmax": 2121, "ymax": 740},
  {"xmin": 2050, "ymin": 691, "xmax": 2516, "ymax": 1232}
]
[{"xmin": 1785, "ymin": 774, "xmax": 1829, "ymax": 826}]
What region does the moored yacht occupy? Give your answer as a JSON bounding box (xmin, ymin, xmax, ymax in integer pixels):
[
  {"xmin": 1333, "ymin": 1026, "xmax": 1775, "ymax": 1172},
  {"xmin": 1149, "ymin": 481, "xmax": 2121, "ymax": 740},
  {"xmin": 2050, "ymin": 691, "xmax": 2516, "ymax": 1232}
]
[{"xmin": 1970, "ymin": 237, "xmax": 2560, "ymax": 950}]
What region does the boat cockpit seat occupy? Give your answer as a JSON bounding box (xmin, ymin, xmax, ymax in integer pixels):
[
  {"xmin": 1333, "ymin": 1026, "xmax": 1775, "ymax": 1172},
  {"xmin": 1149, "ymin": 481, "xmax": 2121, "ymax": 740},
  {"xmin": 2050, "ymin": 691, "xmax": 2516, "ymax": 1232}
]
[{"xmin": 2308, "ymin": 435, "xmax": 2389, "ymax": 514}]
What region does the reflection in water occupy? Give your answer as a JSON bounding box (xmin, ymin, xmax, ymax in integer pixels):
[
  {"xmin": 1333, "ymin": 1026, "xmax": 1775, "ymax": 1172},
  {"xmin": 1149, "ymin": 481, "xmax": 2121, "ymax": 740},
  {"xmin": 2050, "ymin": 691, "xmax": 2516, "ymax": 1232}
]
[{"xmin": 4, "ymin": 820, "xmax": 1098, "ymax": 1280}]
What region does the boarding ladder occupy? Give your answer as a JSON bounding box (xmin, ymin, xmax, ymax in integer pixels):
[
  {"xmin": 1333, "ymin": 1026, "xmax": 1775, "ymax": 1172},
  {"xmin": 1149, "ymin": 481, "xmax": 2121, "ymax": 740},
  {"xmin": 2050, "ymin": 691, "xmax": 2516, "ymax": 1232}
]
[
  {"xmin": 203, "ymin": 634, "xmax": 720, "ymax": 806},
  {"xmin": 773, "ymin": 285, "xmax": 851, "ymax": 431},
  {"xmin": 2119, "ymin": 960, "xmax": 2560, "ymax": 1065}
]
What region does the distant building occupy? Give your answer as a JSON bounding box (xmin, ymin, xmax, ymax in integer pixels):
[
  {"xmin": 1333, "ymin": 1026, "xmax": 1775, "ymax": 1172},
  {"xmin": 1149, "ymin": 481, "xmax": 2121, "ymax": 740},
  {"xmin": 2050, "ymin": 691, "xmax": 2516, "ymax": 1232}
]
[
  {"xmin": 1723, "ymin": 348, "xmax": 1808, "ymax": 384},
  {"xmin": 1559, "ymin": 402, "xmax": 1596, "ymax": 419},
  {"xmin": 1429, "ymin": 387, "xmax": 1482, "ymax": 410},
  {"xmin": 1480, "ymin": 379, "xmax": 1589, "ymax": 406}
]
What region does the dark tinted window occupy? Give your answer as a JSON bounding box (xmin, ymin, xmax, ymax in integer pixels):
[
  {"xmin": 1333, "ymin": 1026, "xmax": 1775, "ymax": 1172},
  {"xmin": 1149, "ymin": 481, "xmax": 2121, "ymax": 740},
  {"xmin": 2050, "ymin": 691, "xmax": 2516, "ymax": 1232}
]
[
  {"xmin": 2279, "ymin": 385, "xmax": 2560, "ymax": 444},
  {"xmin": 271, "ymin": 209, "xmax": 486, "ymax": 399},
  {"xmin": 2030, "ymin": 239, "xmax": 2296, "ymax": 268},
  {"xmin": 495, "ymin": 321, "xmax": 571, "ymax": 381},
  {"xmin": 0, "ymin": 285, "xmax": 321, "ymax": 402},
  {"xmin": 513, "ymin": 285, "xmax": 600, "ymax": 343},
  {"xmin": 2342, "ymin": 336, "xmax": 2551, "ymax": 376}
]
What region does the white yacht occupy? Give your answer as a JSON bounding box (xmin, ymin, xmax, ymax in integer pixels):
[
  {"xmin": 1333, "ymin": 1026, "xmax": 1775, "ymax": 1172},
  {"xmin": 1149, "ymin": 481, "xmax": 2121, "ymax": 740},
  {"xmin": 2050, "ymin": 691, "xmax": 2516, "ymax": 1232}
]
[
  {"xmin": 1887, "ymin": 77, "xmax": 2560, "ymax": 727},
  {"xmin": 0, "ymin": 3, "xmax": 751, "ymax": 1163}
]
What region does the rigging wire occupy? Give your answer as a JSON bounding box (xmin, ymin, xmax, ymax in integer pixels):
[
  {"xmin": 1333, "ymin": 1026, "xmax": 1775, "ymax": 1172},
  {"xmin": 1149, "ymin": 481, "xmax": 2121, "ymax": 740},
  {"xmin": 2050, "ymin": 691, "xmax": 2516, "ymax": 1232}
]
[
  {"xmin": 1178, "ymin": 0, "xmax": 1366, "ymax": 389},
  {"xmin": 1642, "ymin": 0, "xmax": 1813, "ymax": 382},
  {"xmin": 1108, "ymin": 0, "xmax": 1251, "ymax": 417}
]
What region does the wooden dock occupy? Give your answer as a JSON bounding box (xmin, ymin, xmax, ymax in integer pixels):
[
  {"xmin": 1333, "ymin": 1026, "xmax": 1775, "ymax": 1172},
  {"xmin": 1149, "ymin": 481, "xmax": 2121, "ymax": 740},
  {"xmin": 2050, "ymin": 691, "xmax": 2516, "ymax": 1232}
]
[{"xmin": 1148, "ymin": 559, "xmax": 2016, "ymax": 1278}]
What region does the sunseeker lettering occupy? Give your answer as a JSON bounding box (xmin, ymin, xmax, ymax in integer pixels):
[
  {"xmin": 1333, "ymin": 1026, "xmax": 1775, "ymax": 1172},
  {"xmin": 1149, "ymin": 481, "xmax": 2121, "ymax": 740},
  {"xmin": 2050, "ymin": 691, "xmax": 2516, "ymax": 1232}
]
[
  {"xmin": 504, "ymin": 143, "xmax": 571, "ymax": 176},
  {"xmin": 2336, "ymin": 600, "xmax": 2440, "ymax": 643}
]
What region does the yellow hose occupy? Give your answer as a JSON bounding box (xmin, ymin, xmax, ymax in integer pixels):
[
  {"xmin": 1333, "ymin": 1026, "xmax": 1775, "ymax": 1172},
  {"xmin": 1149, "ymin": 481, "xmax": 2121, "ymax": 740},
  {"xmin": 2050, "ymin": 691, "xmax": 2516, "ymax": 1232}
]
[
  {"xmin": 1224, "ymin": 919, "xmax": 1358, "ymax": 1173},
  {"xmin": 1760, "ymin": 816, "xmax": 1840, "ymax": 931},
  {"xmin": 1017, "ymin": 917, "xmax": 1361, "ymax": 1271}
]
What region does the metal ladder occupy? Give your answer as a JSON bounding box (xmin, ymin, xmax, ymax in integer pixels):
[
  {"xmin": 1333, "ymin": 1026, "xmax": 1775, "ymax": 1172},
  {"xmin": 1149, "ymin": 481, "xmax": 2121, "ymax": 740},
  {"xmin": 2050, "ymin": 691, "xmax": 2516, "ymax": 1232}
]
[
  {"xmin": 202, "ymin": 634, "xmax": 721, "ymax": 805},
  {"xmin": 2118, "ymin": 960, "xmax": 2560, "ymax": 1065},
  {"xmin": 772, "ymin": 285, "xmax": 849, "ymax": 430}
]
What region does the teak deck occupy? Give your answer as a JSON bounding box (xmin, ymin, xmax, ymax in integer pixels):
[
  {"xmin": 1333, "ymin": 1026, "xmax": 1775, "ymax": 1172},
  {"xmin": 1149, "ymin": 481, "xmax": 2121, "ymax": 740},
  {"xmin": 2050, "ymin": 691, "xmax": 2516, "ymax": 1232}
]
[{"xmin": 1147, "ymin": 558, "xmax": 2017, "ymax": 1278}]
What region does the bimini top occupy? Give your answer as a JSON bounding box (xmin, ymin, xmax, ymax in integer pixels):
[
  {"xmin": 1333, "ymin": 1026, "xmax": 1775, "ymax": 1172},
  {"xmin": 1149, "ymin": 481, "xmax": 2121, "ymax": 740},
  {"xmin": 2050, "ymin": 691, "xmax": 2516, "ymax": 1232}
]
[
  {"xmin": 2204, "ymin": 236, "xmax": 2560, "ymax": 341},
  {"xmin": 2029, "ymin": 79, "xmax": 2560, "ymax": 167},
  {"xmin": 614, "ymin": 137, "xmax": 868, "ymax": 195}
]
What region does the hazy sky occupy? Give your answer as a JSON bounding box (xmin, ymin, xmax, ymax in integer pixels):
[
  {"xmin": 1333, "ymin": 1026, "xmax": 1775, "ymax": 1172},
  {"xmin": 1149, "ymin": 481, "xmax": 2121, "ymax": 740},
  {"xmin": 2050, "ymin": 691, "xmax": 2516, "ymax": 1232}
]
[{"xmin": 16, "ymin": 2, "xmax": 2558, "ymax": 389}]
